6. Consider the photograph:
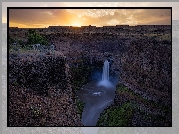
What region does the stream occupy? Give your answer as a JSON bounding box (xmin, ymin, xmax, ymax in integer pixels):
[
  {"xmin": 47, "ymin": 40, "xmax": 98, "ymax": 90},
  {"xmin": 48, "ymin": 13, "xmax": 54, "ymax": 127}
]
[{"xmin": 77, "ymin": 81, "xmax": 116, "ymax": 126}]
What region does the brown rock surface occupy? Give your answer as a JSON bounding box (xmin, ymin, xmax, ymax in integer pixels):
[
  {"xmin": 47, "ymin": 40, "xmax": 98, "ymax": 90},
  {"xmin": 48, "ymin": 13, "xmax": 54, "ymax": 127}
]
[{"xmin": 8, "ymin": 51, "xmax": 83, "ymax": 126}]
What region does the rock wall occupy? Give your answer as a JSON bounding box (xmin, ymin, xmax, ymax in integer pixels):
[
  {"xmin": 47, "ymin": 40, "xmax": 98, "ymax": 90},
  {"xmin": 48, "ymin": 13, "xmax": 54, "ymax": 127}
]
[
  {"xmin": 9, "ymin": 51, "xmax": 83, "ymax": 126},
  {"xmin": 111, "ymin": 38, "xmax": 172, "ymax": 126},
  {"xmin": 120, "ymin": 38, "xmax": 171, "ymax": 106}
]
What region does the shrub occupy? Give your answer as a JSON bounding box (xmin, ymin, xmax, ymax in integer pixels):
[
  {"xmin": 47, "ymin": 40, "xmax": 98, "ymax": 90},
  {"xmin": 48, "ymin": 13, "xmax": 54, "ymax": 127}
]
[
  {"xmin": 97, "ymin": 102, "xmax": 133, "ymax": 126},
  {"xmin": 27, "ymin": 29, "xmax": 48, "ymax": 46},
  {"xmin": 76, "ymin": 98, "xmax": 84, "ymax": 119}
]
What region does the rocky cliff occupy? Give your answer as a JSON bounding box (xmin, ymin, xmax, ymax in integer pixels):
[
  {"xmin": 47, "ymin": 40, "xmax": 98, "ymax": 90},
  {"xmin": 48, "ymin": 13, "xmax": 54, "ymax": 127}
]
[
  {"xmin": 9, "ymin": 51, "xmax": 83, "ymax": 126},
  {"xmin": 97, "ymin": 37, "xmax": 171, "ymax": 126},
  {"xmin": 114, "ymin": 37, "xmax": 172, "ymax": 126},
  {"xmin": 120, "ymin": 38, "xmax": 171, "ymax": 106}
]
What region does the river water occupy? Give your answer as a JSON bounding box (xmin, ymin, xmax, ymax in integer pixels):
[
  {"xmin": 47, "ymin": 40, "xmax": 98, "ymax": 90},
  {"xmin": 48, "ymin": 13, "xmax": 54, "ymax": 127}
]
[{"xmin": 77, "ymin": 81, "xmax": 116, "ymax": 126}]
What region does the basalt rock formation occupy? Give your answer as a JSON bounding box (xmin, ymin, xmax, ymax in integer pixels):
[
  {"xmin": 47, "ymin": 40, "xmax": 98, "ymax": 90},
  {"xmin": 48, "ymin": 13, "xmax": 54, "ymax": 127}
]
[
  {"xmin": 114, "ymin": 37, "xmax": 172, "ymax": 126},
  {"xmin": 9, "ymin": 51, "xmax": 83, "ymax": 126},
  {"xmin": 120, "ymin": 38, "xmax": 171, "ymax": 106}
]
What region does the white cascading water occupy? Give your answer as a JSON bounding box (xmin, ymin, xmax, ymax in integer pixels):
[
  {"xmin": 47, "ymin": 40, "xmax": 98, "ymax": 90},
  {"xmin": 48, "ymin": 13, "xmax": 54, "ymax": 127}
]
[
  {"xmin": 98, "ymin": 60, "xmax": 113, "ymax": 88},
  {"xmin": 102, "ymin": 60, "xmax": 109, "ymax": 81}
]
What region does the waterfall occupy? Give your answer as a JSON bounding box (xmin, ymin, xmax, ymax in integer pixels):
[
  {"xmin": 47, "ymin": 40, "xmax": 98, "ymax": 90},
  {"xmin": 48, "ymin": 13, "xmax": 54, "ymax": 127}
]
[
  {"xmin": 98, "ymin": 60, "xmax": 113, "ymax": 88},
  {"xmin": 102, "ymin": 60, "xmax": 109, "ymax": 81}
]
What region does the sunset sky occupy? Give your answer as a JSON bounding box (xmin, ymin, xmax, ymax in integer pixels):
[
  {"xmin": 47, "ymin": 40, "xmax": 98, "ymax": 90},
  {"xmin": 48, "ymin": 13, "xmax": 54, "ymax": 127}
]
[
  {"xmin": 2, "ymin": 2, "xmax": 177, "ymax": 28},
  {"xmin": 9, "ymin": 8, "xmax": 171, "ymax": 28}
]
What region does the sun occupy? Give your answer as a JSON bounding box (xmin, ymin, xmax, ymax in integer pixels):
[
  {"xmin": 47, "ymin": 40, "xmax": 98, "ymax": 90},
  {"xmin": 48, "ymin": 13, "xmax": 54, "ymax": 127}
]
[
  {"xmin": 71, "ymin": 20, "xmax": 81, "ymax": 27},
  {"xmin": 71, "ymin": 23, "xmax": 81, "ymax": 27}
]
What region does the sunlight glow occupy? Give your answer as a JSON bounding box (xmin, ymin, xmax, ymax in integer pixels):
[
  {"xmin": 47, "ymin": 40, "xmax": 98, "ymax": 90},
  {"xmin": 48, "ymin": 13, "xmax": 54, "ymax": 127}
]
[{"xmin": 70, "ymin": 20, "xmax": 82, "ymax": 27}]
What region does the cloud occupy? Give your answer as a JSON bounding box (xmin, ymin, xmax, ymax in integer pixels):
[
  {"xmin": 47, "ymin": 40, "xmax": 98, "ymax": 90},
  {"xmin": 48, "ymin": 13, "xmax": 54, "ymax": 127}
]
[
  {"xmin": 107, "ymin": 19, "xmax": 119, "ymax": 25},
  {"xmin": 9, "ymin": 8, "xmax": 171, "ymax": 28},
  {"xmin": 76, "ymin": 9, "xmax": 171, "ymax": 26},
  {"xmin": 130, "ymin": 9, "xmax": 171, "ymax": 25},
  {"xmin": 3, "ymin": 2, "xmax": 179, "ymax": 24},
  {"xmin": 9, "ymin": 9, "xmax": 77, "ymax": 27}
]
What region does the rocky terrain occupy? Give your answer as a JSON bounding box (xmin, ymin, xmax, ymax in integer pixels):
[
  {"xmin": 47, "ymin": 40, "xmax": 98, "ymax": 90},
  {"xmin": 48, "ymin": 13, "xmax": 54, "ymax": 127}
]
[
  {"xmin": 8, "ymin": 25, "xmax": 171, "ymax": 126},
  {"xmin": 9, "ymin": 51, "xmax": 83, "ymax": 126},
  {"xmin": 97, "ymin": 37, "xmax": 172, "ymax": 126},
  {"xmin": 121, "ymin": 38, "xmax": 171, "ymax": 105}
]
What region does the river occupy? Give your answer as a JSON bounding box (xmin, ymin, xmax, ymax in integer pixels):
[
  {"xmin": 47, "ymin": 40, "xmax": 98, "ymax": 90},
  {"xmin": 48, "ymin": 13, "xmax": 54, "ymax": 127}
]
[{"xmin": 77, "ymin": 81, "xmax": 115, "ymax": 126}]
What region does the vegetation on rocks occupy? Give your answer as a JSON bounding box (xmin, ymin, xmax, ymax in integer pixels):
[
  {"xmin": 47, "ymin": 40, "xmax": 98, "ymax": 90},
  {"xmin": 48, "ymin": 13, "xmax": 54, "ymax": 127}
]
[
  {"xmin": 105, "ymin": 81, "xmax": 171, "ymax": 126},
  {"xmin": 71, "ymin": 65, "xmax": 90, "ymax": 91},
  {"xmin": 27, "ymin": 29, "xmax": 49, "ymax": 46},
  {"xmin": 9, "ymin": 29, "xmax": 49, "ymax": 52},
  {"xmin": 76, "ymin": 98, "xmax": 85, "ymax": 119},
  {"xmin": 97, "ymin": 102, "xmax": 134, "ymax": 126}
]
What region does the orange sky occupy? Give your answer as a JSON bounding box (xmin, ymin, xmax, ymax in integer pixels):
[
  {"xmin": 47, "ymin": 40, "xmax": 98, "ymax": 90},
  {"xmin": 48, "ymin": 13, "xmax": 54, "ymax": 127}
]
[{"xmin": 9, "ymin": 9, "xmax": 171, "ymax": 28}]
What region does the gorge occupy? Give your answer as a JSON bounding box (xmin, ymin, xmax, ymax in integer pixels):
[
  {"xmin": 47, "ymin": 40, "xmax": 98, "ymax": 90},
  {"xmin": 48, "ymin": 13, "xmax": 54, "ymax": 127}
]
[
  {"xmin": 77, "ymin": 60, "xmax": 116, "ymax": 126},
  {"xmin": 8, "ymin": 25, "xmax": 172, "ymax": 126}
]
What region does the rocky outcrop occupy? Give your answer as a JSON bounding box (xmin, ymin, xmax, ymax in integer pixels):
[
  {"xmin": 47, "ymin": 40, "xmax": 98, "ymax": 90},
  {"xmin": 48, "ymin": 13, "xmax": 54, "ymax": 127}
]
[
  {"xmin": 120, "ymin": 38, "xmax": 171, "ymax": 106},
  {"xmin": 9, "ymin": 51, "xmax": 83, "ymax": 126},
  {"xmin": 112, "ymin": 37, "xmax": 172, "ymax": 126}
]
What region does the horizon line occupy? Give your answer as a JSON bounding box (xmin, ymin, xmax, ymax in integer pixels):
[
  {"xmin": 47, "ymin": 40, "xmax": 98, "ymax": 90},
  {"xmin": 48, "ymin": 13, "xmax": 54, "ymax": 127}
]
[{"xmin": 8, "ymin": 24, "xmax": 172, "ymax": 29}]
